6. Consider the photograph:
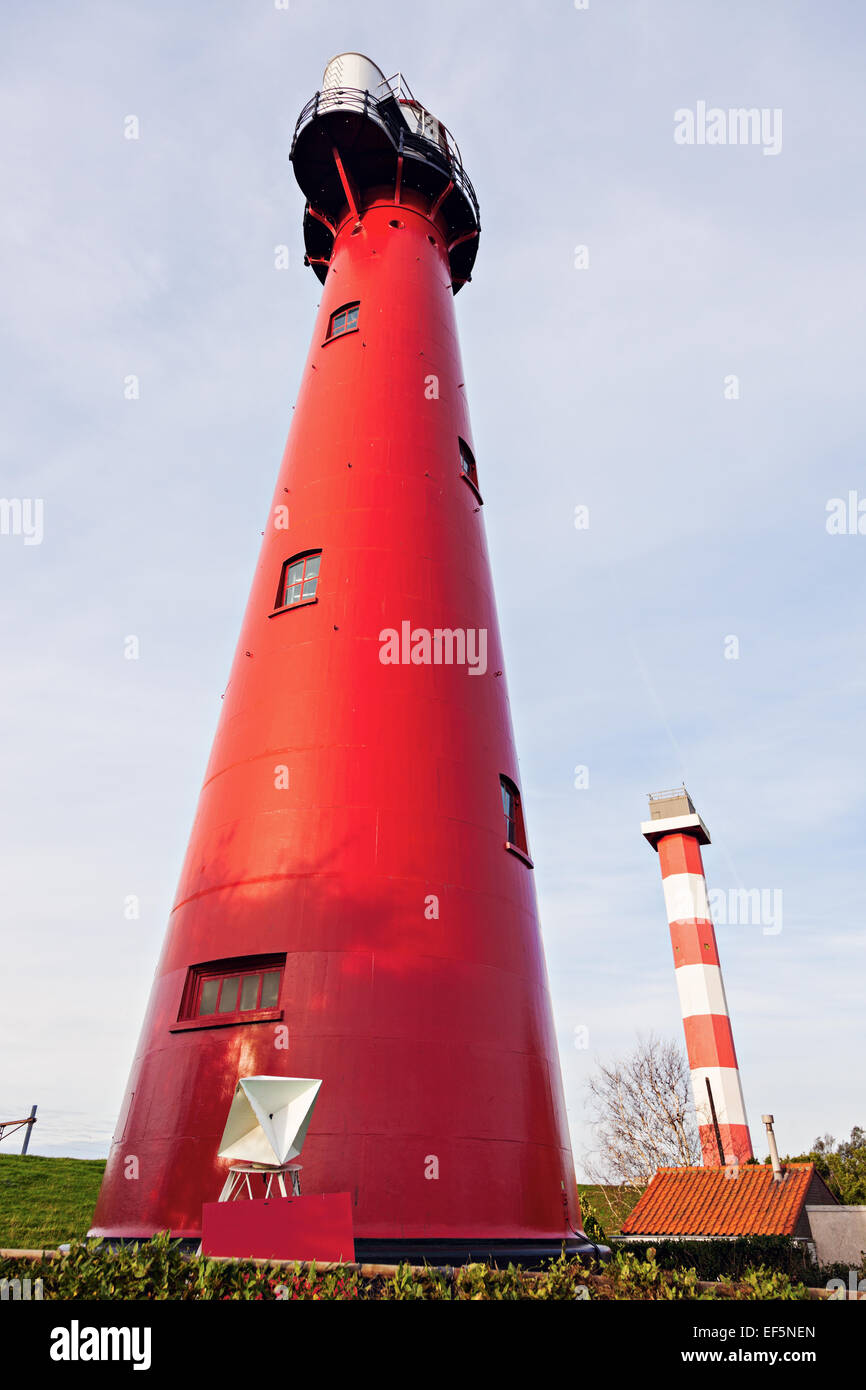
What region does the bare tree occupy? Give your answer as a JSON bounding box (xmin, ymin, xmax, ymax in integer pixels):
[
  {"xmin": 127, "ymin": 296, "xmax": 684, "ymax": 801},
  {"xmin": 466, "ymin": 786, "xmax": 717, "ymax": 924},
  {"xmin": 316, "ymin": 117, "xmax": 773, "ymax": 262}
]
[{"xmin": 584, "ymin": 1033, "xmax": 700, "ymax": 1192}]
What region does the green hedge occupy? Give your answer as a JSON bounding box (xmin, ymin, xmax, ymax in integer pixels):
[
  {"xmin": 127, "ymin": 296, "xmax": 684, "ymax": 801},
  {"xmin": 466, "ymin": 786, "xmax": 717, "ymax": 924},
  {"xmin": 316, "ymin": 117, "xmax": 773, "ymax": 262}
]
[
  {"xmin": 613, "ymin": 1235, "xmax": 856, "ymax": 1286},
  {"xmin": 0, "ymin": 1234, "xmax": 810, "ymax": 1300}
]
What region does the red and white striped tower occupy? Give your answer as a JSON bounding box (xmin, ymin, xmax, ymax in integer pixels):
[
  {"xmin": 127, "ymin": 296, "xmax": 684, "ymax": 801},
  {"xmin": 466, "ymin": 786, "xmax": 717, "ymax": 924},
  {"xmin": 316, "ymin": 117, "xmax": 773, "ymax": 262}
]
[{"xmin": 641, "ymin": 789, "xmax": 753, "ymax": 1167}]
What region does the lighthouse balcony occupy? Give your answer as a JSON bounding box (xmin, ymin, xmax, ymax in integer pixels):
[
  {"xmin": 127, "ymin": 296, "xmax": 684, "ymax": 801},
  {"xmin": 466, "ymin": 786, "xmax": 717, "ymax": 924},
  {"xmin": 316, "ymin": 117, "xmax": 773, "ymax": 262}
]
[{"xmin": 290, "ymin": 76, "xmax": 480, "ymax": 291}]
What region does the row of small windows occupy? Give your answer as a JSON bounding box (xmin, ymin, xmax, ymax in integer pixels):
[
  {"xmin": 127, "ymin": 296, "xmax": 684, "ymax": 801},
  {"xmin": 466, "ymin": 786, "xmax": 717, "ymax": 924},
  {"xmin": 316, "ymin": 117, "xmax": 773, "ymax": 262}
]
[
  {"xmin": 198, "ymin": 968, "xmax": 280, "ymax": 1016},
  {"xmin": 180, "ymin": 956, "xmax": 285, "ymax": 1023}
]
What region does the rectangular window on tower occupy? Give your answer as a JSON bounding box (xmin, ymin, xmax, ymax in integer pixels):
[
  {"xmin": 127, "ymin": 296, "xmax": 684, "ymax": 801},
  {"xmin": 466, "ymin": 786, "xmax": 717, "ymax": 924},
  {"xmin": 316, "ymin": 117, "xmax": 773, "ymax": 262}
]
[
  {"xmin": 273, "ymin": 550, "xmax": 321, "ymax": 613},
  {"xmin": 173, "ymin": 955, "xmax": 286, "ymax": 1030},
  {"xmin": 325, "ymin": 302, "xmax": 360, "ymax": 341},
  {"xmin": 458, "ymin": 437, "xmax": 482, "ymax": 502},
  {"xmin": 500, "ymin": 775, "xmax": 532, "ymax": 866}
]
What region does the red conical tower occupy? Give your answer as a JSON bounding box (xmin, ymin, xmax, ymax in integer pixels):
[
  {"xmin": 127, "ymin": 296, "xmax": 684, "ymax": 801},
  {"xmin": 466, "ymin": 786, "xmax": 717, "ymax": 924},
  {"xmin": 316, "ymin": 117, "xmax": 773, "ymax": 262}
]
[{"xmin": 91, "ymin": 54, "xmax": 590, "ymax": 1262}]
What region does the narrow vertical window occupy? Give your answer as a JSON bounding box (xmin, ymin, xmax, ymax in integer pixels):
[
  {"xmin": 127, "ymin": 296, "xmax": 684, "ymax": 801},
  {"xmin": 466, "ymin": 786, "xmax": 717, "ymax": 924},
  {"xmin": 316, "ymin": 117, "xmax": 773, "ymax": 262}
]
[
  {"xmin": 276, "ymin": 550, "xmax": 321, "ymax": 610},
  {"xmin": 458, "ymin": 437, "xmax": 482, "ymax": 502},
  {"xmin": 326, "ymin": 302, "xmax": 360, "ymax": 340},
  {"xmin": 500, "ymin": 775, "xmax": 531, "ymax": 863}
]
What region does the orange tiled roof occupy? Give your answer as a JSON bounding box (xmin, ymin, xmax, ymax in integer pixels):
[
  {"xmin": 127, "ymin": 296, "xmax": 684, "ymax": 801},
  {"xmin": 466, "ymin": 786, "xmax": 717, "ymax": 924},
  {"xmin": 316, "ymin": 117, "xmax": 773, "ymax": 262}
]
[{"xmin": 620, "ymin": 1163, "xmax": 819, "ymax": 1237}]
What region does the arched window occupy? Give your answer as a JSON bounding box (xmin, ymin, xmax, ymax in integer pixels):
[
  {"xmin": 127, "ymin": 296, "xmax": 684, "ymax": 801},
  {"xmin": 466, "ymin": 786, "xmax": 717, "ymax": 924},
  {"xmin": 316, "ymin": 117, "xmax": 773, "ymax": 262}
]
[{"xmin": 326, "ymin": 301, "xmax": 360, "ymax": 340}]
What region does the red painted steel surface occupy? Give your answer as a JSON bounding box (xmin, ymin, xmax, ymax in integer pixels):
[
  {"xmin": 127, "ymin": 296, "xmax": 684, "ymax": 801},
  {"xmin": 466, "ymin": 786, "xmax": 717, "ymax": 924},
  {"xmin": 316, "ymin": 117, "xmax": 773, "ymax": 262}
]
[
  {"xmin": 91, "ymin": 193, "xmax": 582, "ymax": 1242},
  {"xmin": 201, "ymin": 1194, "xmax": 355, "ymax": 1263}
]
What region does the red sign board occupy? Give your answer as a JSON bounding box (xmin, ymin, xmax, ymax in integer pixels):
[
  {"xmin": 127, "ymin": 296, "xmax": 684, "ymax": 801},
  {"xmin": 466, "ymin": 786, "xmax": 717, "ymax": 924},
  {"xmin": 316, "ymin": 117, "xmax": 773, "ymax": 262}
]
[{"xmin": 201, "ymin": 1193, "xmax": 355, "ymax": 1263}]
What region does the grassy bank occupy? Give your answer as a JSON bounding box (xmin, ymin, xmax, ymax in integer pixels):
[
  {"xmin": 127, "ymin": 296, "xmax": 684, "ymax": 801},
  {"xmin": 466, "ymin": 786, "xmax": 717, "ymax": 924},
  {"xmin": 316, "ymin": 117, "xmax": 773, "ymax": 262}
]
[
  {"xmin": 577, "ymin": 1184, "xmax": 644, "ymax": 1237},
  {"xmin": 0, "ymin": 1158, "xmax": 638, "ymax": 1251},
  {"xmin": 0, "ymin": 1155, "xmax": 105, "ymax": 1249}
]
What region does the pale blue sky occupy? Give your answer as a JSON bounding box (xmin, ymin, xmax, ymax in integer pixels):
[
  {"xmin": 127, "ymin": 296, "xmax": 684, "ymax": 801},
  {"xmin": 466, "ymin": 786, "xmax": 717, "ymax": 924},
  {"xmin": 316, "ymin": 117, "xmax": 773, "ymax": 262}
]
[{"xmin": 1, "ymin": 0, "xmax": 863, "ymax": 1173}]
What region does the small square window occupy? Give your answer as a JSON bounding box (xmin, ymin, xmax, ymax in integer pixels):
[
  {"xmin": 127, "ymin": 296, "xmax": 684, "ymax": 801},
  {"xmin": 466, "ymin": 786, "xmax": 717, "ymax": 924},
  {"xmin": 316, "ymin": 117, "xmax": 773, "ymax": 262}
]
[
  {"xmin": 327, "ymin": 302, "xmax": 360, "ymax": 340},
  {"xmin": 276, "ymin": 551, "xmax": 322, "ymax": 610}
]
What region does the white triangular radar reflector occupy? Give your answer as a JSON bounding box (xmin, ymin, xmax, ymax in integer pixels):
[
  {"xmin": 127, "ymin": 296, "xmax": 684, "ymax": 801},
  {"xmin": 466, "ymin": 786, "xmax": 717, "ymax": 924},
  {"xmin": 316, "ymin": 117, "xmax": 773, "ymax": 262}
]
[{"xmin": 218, "ymin": 1076, "xmax": 322, "ymax": 1166}]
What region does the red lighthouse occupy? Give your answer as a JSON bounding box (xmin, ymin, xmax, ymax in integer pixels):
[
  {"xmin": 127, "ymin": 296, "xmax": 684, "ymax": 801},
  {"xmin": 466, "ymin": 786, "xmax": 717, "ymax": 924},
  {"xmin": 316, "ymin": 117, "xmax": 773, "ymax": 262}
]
[{"xmin": 91, "ymin": 54, "xmax": 591, "ymax": 1262}]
